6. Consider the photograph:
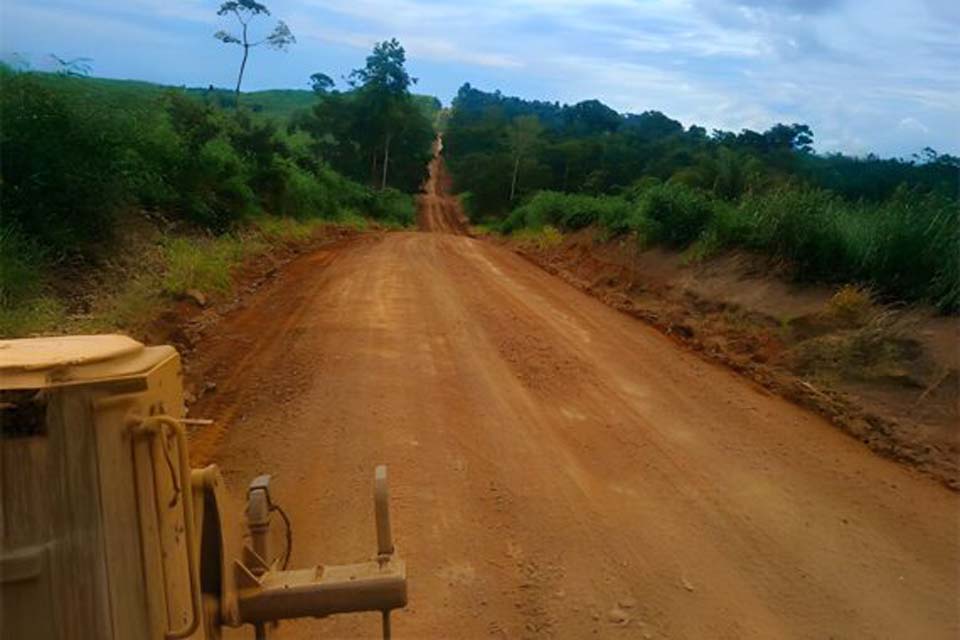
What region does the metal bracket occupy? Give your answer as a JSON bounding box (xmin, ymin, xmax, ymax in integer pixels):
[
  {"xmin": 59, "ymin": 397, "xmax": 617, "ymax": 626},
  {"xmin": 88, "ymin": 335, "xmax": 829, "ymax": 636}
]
[{"xmin": 231, "ymin": 465, "xmax": 407, "ymax": 639}]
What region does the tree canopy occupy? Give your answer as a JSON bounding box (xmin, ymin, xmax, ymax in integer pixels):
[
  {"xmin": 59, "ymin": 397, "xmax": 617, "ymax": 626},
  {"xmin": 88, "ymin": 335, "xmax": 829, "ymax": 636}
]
[
  {"xmin": 293, "ymin": 40, "xmax": 433, "ymax": 192},
  {"xmin": 443, "ymin": 83, "xmax": 958, "ymax": 217}
]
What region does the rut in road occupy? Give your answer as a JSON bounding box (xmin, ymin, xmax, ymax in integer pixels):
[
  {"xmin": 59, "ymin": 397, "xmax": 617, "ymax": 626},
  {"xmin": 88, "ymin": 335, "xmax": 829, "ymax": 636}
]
[{"xmin": 197, "ymin": 149, "xmax": 959, "ymax": 639}]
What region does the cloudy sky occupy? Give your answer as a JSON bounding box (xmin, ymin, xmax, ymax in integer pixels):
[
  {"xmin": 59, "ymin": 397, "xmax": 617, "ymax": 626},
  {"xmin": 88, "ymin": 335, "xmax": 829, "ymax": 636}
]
[{"xmin": 2, "ymin": 0, "xmax": 957, "ymax": 157}]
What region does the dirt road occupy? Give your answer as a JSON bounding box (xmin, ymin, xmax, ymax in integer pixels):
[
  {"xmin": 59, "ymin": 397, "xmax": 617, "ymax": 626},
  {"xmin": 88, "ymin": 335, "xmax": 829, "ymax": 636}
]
[
  {"xmin": 195, "ymin": 155, "xmax": 959, "ymax": 638},
  {"xmin": 416, "ymin": 137, "xmax": 469, "ymax": 234}
]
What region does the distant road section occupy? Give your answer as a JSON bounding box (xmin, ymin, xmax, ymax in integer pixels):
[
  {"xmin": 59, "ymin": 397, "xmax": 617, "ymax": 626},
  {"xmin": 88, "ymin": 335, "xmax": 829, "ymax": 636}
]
[{"xmin": 416, "ymin": 136, "xmax": 469, "ymax": 234}]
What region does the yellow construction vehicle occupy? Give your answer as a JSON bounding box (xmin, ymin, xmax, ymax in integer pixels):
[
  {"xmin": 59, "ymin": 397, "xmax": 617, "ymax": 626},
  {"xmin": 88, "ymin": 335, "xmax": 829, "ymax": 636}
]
[{"xmin": 0, "ymin": 335, "xmax": 407, "ymax": 639}]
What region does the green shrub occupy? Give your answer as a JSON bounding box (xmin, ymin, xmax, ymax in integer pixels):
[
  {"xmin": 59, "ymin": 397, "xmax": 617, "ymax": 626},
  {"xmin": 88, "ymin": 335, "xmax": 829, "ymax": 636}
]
[
  {"xmin": 262, "ymin": 157, "xmax": 334, "ymax": 219},
  {"xmin": 623, "ymin": 176, "xmax": 663, "ymax": 202},
  {"xmin": 0, "ymin": 71, "xmax": 131, "ymax": 253},
  {"xmin": 336, "ymin": 209, "xmax": 370, "ymax": 230},
  {"xmin": 458, "ymin": 192, "xmax": 479, "ymax": 222},
  {"xmin": 504, "ymin": 191, "xmax": 631, "ymax": 234},
  {"xmin": 739, "ymin": 189, "xmax": 856, "ymax": 279},
  {"xmin": 370, "ymin": 189, "xmax": 416, "ymax": 227},
  {"xmin": 179, "ymin": 137, "xmax": 258, "ymax": 229},
  {"xmin": 634, "ymin": 183, "xmax": 716, "ymax": 247}
]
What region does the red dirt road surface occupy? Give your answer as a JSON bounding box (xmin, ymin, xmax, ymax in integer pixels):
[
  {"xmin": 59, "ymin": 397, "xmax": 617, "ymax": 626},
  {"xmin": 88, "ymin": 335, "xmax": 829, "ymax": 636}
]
[
  {"xmin": 416, "ymin": 137, "xmax": 469, "ymax": 235},
  {"xmin": 197, "ymin": 152, "xmax": 959, "ymax": 639}
]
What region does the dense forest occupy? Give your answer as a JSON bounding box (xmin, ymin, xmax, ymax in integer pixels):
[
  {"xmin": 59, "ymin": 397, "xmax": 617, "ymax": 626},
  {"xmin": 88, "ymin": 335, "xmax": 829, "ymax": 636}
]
[{"xmin": 443, "ymin": 84, "xmax": 959, "ymax": 311}]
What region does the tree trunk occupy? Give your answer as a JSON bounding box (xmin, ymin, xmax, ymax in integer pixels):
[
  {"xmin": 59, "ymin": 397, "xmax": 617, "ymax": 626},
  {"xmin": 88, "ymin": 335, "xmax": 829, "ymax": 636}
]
[
  {"xmin": 234, "ymin": 24, "xmax": 249, "ymax": 108},
  {"xmin": 381, "ymin": 133, "xmax": 392, "ymax": 191},
  {"xmin": 509, "ymin": 155, "xmax": 520, "ymax": 201}
]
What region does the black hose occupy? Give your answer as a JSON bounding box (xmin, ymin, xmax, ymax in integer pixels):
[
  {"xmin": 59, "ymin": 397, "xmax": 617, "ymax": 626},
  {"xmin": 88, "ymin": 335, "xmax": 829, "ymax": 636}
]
[{"xmin": 271, "ymin": 503, "xmax": 293, "ymax": 570}]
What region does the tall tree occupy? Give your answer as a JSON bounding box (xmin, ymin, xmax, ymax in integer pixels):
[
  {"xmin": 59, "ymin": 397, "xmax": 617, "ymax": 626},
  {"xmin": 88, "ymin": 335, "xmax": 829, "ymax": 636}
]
[
  {"xmin": 214, "ymin": 0, "xmax": 295, "ymax": 106},
  {"xmin": 506, "ymin": 115, "xmax": 543, "ymax": 201},
  {"xmin": 349, "ymin": 39, "xmax": 417, "ymax": 189}
]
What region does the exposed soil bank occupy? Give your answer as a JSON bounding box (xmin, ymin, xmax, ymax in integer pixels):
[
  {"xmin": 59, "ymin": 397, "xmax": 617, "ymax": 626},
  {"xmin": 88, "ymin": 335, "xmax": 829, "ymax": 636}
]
[{"xmin": 505, "ymin": 229, "xmax": 959, "ymax": 488}]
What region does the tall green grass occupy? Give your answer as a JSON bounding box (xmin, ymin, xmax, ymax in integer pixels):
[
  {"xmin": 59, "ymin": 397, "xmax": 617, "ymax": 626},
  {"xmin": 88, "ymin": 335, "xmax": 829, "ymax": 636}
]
[
  {"xmin": 502, "ymin": 182, "xmax": 959, "ymax": 311},
  {"xmin": 723, "ymin": 189, "xmax": 959, "ymax": 310}
]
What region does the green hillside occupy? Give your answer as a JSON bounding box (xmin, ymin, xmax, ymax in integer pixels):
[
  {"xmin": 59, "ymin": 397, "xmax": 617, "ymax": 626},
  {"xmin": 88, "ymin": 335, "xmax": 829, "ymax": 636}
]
[{"xmin": 34, "ymin": 73, "xmax": 440, "ymax": 122}]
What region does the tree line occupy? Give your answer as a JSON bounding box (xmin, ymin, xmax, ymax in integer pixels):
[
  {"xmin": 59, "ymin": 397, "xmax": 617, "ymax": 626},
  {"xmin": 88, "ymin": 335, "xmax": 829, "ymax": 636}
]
[
  {"xmin": 444, "ymin": 83, "xmax": 958, "ymax": 217},
  {"xmin": 443, "ymin": 84, "xmax": 958, "ymax": 311}
]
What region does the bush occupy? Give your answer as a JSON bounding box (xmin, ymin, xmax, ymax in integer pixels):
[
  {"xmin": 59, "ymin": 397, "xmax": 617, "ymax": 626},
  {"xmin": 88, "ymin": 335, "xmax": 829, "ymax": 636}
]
[
  {"xmin": 369, "ymin": 188, "xmax": 416, "ymax": 227},
  {"xmin": 826, "ymin": 285, "xmax": 876, "ymax": 326},
  {"xmin": 504, "ymin": 191, "xmax": 631, "ymax": 234},
  {"xmin": 634, "ymin": 183, "xmax": 716, "ymax": 247},
  {"xmin": 0, "ymin": 70, "xmax": 132, "ymax": 253},
  {"xmin": 458, "ymin": 192, "xmax": 479, "ymax": 222},
  {"xmin": 265, "ymin": 158, "xmax": 334, "ymax": 219}
]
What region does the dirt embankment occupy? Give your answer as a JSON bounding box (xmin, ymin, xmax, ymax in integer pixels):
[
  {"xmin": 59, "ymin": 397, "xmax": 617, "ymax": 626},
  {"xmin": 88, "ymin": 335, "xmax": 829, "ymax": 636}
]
[{"xmin": 506, "ymin": 229, "xmax": 959, "ymax": 488}]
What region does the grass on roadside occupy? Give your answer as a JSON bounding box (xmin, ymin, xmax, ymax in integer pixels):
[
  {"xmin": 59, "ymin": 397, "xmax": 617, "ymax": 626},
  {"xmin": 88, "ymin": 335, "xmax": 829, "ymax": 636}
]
[
  {"xmin": 0, "ymin": 214, "xmax": 354, "ymax": 338},
  {"xmin": 513, "ymin": 225, "xmax": 563, "ymax": 251},
  {"xmin": 0, "ymin": 297, "xmax": 66, "ymax": 338},
  {"xmin": 499, "ymin": 183, "xmax": 959, "ymax": 312},
  {"xmin": 161, "ymin": 236, "xmax": 248, "ymax": 297}
]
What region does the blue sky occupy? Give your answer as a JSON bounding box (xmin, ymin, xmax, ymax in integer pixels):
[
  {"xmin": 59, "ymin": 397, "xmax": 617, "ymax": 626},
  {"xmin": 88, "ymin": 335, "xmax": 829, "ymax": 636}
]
[{"xmin": 2, "ymin": 0, "xmax": 958, "ymax": 157}]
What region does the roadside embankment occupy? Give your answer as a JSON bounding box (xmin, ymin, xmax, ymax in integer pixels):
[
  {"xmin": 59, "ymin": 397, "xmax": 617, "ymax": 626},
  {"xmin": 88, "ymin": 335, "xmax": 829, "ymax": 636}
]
[{"xmin": 0, "ymin": 213, "xmax": 374, "ymax": 342}]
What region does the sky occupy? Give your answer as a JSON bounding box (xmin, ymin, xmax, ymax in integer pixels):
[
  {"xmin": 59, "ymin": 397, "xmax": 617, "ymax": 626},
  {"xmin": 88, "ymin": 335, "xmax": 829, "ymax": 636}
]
[{"xmin": 2, "ymin": 0, "xmax": 958, "ymax": 158}]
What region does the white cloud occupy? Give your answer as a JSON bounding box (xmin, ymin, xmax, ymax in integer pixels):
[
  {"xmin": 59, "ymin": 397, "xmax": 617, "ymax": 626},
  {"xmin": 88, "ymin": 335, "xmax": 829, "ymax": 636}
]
[
  {"xmin": 290, "ymin": 17, "xmax": 523, "ymax": 69},
  {"xmin": 898, "ymin": 117, "xmax": 930, "ymax": 134}
]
